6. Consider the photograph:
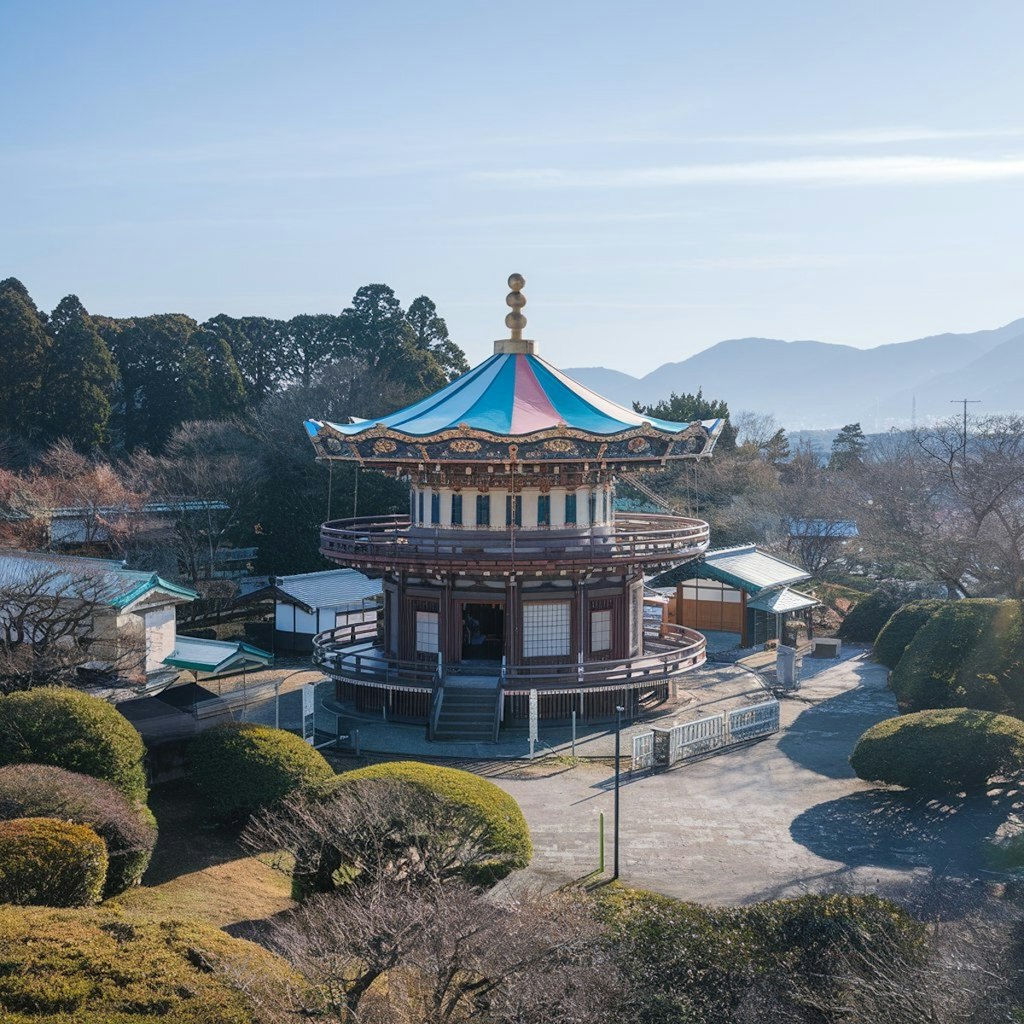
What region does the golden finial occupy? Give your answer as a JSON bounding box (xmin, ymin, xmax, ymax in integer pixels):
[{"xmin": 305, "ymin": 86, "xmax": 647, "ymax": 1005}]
[{"xmin": 494, "ymin": 273, "xmax": 536, "ymax": 354}]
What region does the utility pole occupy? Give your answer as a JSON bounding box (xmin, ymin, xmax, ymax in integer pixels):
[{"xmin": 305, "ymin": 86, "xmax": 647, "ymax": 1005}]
[
  {"xmin": 950, "ymin": 399, "xmax": 981, "ymax": 465},
  {"xmin": 613, "ymin": 704, "xmax": 625, "ymax": 880}
]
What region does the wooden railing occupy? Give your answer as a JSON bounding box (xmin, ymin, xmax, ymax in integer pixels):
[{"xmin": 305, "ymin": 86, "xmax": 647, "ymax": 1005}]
[
  {"xmin": 319, "ymin": 513, "xmax": 709, "ymax": 571},
  {"xmin": 313, "ymin": 621, "xmax": 706, "ymax": 694}
]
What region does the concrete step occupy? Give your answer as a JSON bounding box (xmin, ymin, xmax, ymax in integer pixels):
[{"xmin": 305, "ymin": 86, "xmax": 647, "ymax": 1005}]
[{"xmin": 434, "ymin": 686, "xmax": 498, "ymax": 743}]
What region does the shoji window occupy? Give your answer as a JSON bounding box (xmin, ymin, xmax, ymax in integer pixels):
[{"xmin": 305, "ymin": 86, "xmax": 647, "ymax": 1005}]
[
  {"xmin": 522, "ymin": 601, "xmax": 570, "ymax": 658},
  {"xmin": 415, "ymin": 611, "xmax": 439, "ymax": 653}
]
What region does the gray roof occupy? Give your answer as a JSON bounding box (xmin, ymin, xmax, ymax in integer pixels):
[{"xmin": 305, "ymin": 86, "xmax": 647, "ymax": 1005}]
[
  {"xmin": 243, "ymin": 567, "xmax": 382, "ymax": 613},
  {"xmin": 649, "ymin": 544, "xmax": 811, "ymax": 593},
  {"xmin": 747, "ymin": 587, "xmax": 819, "ymax": 614},
  {"xmin": 0, "ymin": 550, "xmax": 197, "ymax": 609}
]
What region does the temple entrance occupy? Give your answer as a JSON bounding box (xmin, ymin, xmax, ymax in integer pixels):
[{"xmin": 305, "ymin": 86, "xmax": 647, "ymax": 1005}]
[{"xmin": 461, "ymin": 602, "xmax": 504, "ymax": 661}]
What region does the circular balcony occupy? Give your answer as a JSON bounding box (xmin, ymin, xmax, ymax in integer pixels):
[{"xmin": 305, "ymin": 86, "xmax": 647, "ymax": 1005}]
[
  {"xmin": 320, "ymin": 513, "xmax": 709, "ymax": 573},
  {"xmin": 313, "ymin": 621, "xmax": 706, "ymax": 697}
]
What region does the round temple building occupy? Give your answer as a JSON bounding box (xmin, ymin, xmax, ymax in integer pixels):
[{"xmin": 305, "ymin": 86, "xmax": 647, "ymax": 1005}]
[{"xmin": 306, "ymin": 275, "xmax": 725, "ymax": 742}]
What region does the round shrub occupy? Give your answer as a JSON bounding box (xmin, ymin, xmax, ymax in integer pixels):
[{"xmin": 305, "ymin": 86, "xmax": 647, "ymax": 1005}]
[
  {"xmin": 873, "ymin": 600, "xmax": 946, "ymax": 669},
  {"xmin": 851, "ymin": 708, "xmax": 1024, "ymax": 792},
  {"xmin": 0, "ymin": 906, "xmax": 293, "ymax": 1022},
  {"xmin": 0, "ymin": 764, "xmax": 156, "ymax": 896},
  {"xmin": 189, "ymin": 722, "xmax": 335, "ymax": 823},
  {"xmin": 890, "ymin": 599, "xmax": 1023, "ymax": 714},
  {"xmin": 246, "ymin": 760, "xmax": 533, "ymax": 894},
  {"xmin": 0, "ymin": 817, "xmax": 108, "ymax": 907},
  {"xmin": 329, "ymin": 760, "xmax": 531, "ymax": 882},
  {"xmin": 0, "ymin": 688, "xmax": 147, "ymax": 803}
]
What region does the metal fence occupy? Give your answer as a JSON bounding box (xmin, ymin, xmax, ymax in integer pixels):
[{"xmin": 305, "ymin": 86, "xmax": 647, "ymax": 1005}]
[
  {"xmin": 632, "ymin": 698, "xmax": 780, "ymax": 772},
  {"xmin": 631, "ymin": 732, "xmax": 655, "ymax": 771}
]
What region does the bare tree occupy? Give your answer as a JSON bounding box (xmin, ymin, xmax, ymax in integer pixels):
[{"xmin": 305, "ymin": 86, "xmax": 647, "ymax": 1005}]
[
  {"xmin": 0, "ymin": 562, "xmax": 144, "ymax": 691},
  {"xmin": 228, "ymin": 881, "xmax": 617, "ymax": 1024},
  {"xmin": 243, "ymin": 777, "xmax": 526, "ymax": 893}
]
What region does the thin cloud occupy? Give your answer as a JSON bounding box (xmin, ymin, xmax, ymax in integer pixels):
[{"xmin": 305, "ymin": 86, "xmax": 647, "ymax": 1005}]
[{"xmin": 472, "ymin": 155, "xmax": 1024, "ymax": 188}]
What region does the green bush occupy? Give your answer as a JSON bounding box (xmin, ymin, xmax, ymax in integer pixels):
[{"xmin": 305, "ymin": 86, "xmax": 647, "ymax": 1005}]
[
  {"xmin": 0, "ymin": 906, "xmax": 292, "ymax": 1022},
  {"xmin": 851, "ymin": 708, "xmax": 1024, "ymax": 791},
  {"xmin": 0, "ymin": 764, "xmax": 157, "ymax": 896},
  {"xmin": 189, "ymin": 722, "xmax": 335, "ymax": 823},
  {"xmin": 0, "ymin": 817, "xmax": 108, "ymax": 907},
  {"xmin": 873, "ymin": 599, "xmax": 947, "ymax": 669},
  {"xmin": 0, "ymin": 688, "xmax": 148, "ymax": 803},
  {"xmin": 601, "ymin": 887, "xmax": 921, "ymax": 1023},
  {"xmin": 838, "ymin": 583, "xmax": 934, "ymax": 644},
  {"xmin": 330, "ymin": 760, "xmax": 533, "ymax": 879},
  {"xmin": 890, "ymin": 599, "xmax": 1024, "ymax": 715}
]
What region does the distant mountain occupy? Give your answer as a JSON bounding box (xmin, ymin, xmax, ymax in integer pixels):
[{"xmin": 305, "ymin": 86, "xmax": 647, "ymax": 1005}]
[{"xmin": 564, "ymin": 318, "xmax": 1024, "ymax": 430}]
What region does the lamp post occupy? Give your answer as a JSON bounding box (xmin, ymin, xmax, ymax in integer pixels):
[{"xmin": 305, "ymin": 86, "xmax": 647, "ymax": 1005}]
[{"xmin": 614, "ymin": 704, "xmax": 625, "ymax": 880}]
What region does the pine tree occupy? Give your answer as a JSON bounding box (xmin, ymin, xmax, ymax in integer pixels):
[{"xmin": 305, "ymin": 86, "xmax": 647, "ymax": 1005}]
[
  {"xmin": 634, "ymin": 388, "xmax": 737, "ymax": 449},
  {"xmin": 43, "ymin": 295, "xmax": 118, "ymax": 449},
  {"xmin": 406, "ymin": 295, "xmax": 468, "ymax": 382},
  {"xmin": 0, "ymin": 278, "xmax": 50, "ymax": 440},
  {"xmin": 828, "ymin": 422, "xmax": 867, "ymax": 470}
]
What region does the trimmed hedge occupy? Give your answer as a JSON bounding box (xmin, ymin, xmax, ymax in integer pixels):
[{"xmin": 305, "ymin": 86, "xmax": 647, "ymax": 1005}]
[
  {"xmin": 838, "ymin": 583, "xmax": 935, "ymax": 644},
  {"xmin": 851, "ymin": 708, "xmax": 1024, "ymax": 791},
  {"xmin": 331, "ymin": 760, "xmax": 533, "ymax": 877},
  {"xmin": 874, "ymin": 600, "xmax": 946, "ymax": 669},
  {"xmin": 0, "ymin": 688, "xmax": 148, "ymax": 803},
  {"xmin": 189, "ymin": 722, "xmax": 335, "ymax": 823},
  {"xmin": 889, "ymin": 599, "xmax": 1024, "ymax": 715},
  {"xmin": 0, "ymin": 817, "xmax": 108, "ymax": 907},
  {"xmin": 0, "ymin": 906, "xmax": 292, "ymax": 1022},
  {"xmin": 602, "ymin": 887, "xmax": 922, "ymax": 1022},
  {"xmin": 0, "ymin": 764, "xmax": 157, "ymax": 896}
]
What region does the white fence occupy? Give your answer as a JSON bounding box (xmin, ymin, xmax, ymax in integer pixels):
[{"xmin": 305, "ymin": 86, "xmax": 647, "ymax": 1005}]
[
  {"xmin": 631, "ymin": 732, "xmax": 655, "ymax": 772},
  {"xmin": 632, "ymin": 699, "xmax": 780, "ymax": 772},
  {"xmin": 668, "ymin": 713, "xmax": 725, "ymax": 762}
]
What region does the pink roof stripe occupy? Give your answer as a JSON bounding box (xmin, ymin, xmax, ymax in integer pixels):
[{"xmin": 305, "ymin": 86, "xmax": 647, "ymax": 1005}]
[{"xmin": 510, "ymin": 354, "xmax": 560, "ymax": 434}]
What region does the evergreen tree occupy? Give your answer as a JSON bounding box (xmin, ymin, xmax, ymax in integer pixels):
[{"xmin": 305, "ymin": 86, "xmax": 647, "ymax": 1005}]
[
  {"xmin": 185, "ymin": 326, "xmax": 248, "ymax": 420},
  {"xmin": 43, "ymin": 295, "xmax": 117, "ymax": 449},
  {"xmin": 0, "ymin": 278, "xmax": 50, "ymax": 440},
  {"xmin": 634, "ymin": 388, "xmax": 737, "ymax": 449},
  {"xmin": 98, "ymin": 313, "xmax": 201, "ymax": 451},
  {"xmin": 232, "ymin": 316, "xmax": 288, "ymax": 403},
  {"xmin": 406, "ymin": 295, "xmax": 468, "ymax": 382},
  {"xmin": 285, "ymin": 313, "xmax": 342, "ymax": 391},
  {"xmin": 829, "ymin": 422, "xmax": 867, "ymax": 470}
]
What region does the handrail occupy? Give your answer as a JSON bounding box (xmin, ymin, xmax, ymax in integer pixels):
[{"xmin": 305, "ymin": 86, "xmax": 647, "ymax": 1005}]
[
  {"xmin": 313, "ymin": 621, "xmax": 706, "ymax": 693},
  {"xmin": 319, "ymin": 512, "xmax": 709, "ymax": 571}
]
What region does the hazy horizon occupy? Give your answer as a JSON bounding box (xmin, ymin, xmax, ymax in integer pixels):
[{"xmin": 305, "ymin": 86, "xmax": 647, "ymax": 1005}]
[{"xmin": 4, "ymin": 1, "xmax": 1024, "ymax": 375}]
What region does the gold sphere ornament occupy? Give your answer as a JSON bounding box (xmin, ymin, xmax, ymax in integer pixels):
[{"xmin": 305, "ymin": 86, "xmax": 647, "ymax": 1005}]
[
  {"xmin": 506, "ymin": 290, "xmax": 526, "ymax": 310},
  {"xmin": 508, "ymin": 272, "xmax": 525, "ymax": 291}
]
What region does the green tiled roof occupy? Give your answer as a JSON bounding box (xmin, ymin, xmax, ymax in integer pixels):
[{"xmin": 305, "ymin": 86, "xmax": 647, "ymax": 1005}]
[{"xmin": 163, "ymin": 636, "xmax": 273, "ymax": 675}]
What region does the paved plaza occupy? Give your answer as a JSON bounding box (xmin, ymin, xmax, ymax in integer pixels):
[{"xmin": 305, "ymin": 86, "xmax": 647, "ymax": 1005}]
[{"xmin": 231, "ymin": 647, "xmax": 1019, "ymax": 906}]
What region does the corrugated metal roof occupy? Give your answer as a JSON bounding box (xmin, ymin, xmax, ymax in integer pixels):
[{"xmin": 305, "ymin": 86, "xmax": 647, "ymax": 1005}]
[
  {"xmin": 747, "ymin": 587, "xmax": 819, "ymax": 613},
  {"xmin": 0, "ymin": 550, "xmax": 197, "ymax": 609},
  {"xmin": 164, "ymin": 636, "xmax": 273, "ymax": 674},
  {"xmin": 648, "ymin": 544, "xmax": 811, "ymax": 592},
  {"xmin": 247, "ymin": 568, "xmax": 382, "ymax": 614},
  {"xmin": 701, "ymin": 546, "xmax": 811, "ymax": 592}
]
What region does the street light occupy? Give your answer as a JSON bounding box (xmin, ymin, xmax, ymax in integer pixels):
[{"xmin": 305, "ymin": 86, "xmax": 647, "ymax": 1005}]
[{"xmin": 614, "ymin": 704, "xmax": 625, "ymax": 880}]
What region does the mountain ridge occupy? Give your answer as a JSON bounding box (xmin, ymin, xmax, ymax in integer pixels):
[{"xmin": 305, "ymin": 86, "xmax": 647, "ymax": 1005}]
[{"xmin": 564, "ymin": 317, "xmax": 1024, "ymax": 429}]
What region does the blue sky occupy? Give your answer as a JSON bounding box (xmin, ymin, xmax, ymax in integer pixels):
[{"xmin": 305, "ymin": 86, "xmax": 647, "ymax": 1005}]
[{"xmin": 3, "ymin": 0, "xmax": 1023, "ymax": 373}]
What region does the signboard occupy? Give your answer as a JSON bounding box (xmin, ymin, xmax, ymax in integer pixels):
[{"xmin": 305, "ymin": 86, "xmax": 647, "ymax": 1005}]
[{"xmin": 302, "ymin": 683, "xmax": 316, "ymax": 745}]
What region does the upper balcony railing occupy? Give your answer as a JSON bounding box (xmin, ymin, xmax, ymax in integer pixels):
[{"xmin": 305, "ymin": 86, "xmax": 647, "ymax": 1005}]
[
  {"xmin": 320, "ymin": 513, "xmax": 709, "ymax": 572},
  {"xmin": 312, "ymin": 620, "xmax": 706, "ymax": 694}
]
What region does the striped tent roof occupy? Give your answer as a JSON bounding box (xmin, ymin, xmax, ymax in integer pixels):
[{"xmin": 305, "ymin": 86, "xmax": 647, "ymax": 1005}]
[{"xmin": 306, "ymin": 352, "xmax": 722, "ymax": 441}]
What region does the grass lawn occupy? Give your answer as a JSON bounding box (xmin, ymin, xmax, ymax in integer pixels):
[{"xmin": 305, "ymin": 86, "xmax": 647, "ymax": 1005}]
[{"xmin": 111, "ymin": 780, "xmax": 295, "ymax": 929}]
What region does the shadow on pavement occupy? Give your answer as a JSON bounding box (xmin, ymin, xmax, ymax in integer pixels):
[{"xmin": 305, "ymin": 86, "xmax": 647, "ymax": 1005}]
[
  {"xmin": 790, "ymin": 784, "xmax": 1023, "ymax": 879},
  {"xmin": 776, "ymin": 674, "xmax": 897, "ymax": 780}
]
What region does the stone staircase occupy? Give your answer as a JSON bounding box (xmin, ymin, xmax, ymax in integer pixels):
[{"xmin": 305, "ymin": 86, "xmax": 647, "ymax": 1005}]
[{"xmin": 433, "ymin": 685, "xmax": 498, "ymax": 743}]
